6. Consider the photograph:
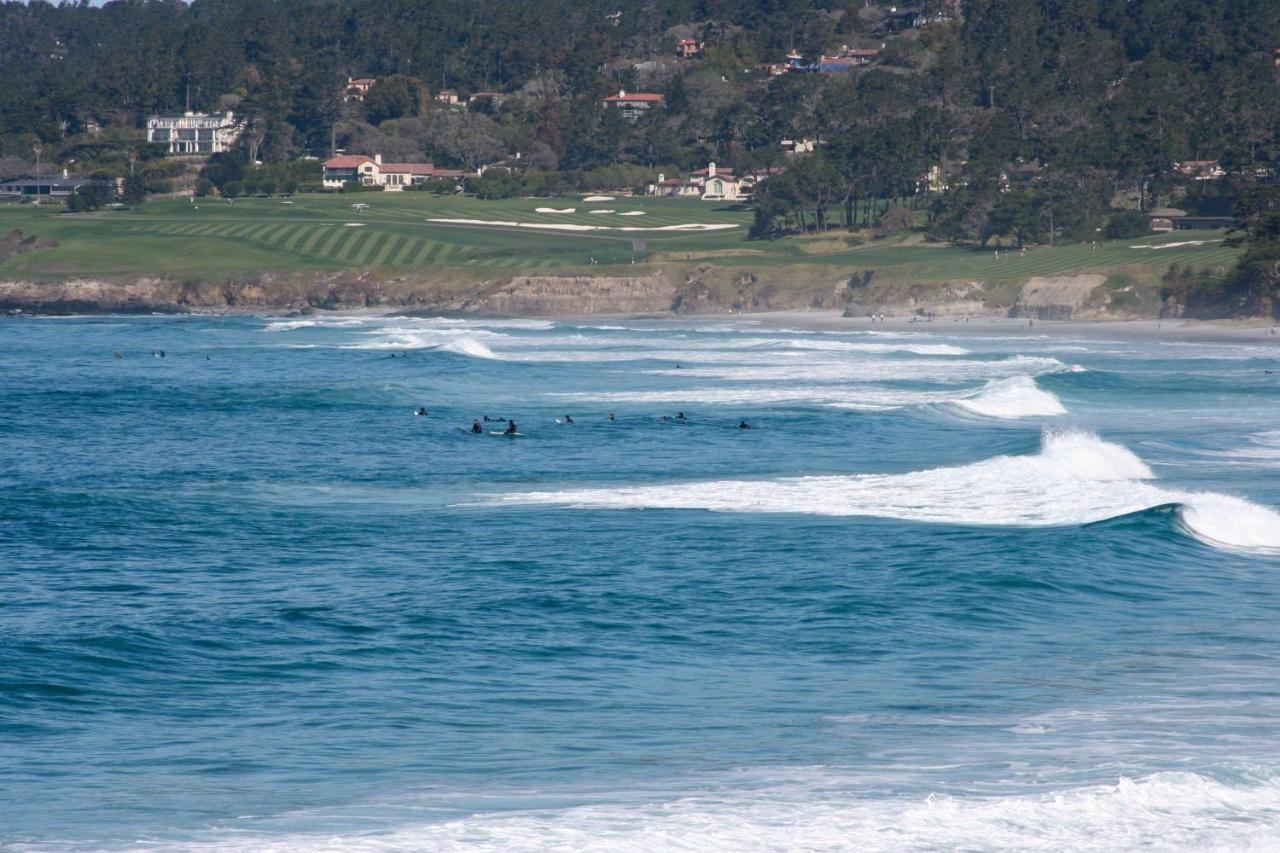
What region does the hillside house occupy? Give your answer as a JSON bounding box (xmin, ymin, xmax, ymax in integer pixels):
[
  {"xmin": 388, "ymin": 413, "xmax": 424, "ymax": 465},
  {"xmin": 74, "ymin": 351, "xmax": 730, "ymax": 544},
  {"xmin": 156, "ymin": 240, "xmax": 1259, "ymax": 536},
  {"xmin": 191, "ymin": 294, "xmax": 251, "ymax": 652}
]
[
  {"xmin": 1175, "ymin": 160, "xmax": 1225, "ymax": 181},
  {"xmin": 648, "ymin": 163, "xmax": 756, "ymax": 200},
  {"xmin": 345, "ymin": 77, "xmax": 376, "ymax": 101},
  {"xmin": 322, "ymin": 154, "xmax": 465, "ymax": 190},
  {"xmin": 601, "ymin": 90, "xmax": 665, "ymax": 121},
  {"xmin": 675, "ymin": 39, "xmax": 704, "ymax": 58},
  {"xmin": 780, "ymin": 138, "xmax": 817, "ymax": 155},
  {"xmin": 146, "ymin": 111, "xmax": 242, "ymax": 155},
  {"xmin": 0, "ymin": 175, "xmax": 108, "ymax": 199},
  {"xmin": 436, "ymin": 90, "xmax": 461, "ymax": 105}
]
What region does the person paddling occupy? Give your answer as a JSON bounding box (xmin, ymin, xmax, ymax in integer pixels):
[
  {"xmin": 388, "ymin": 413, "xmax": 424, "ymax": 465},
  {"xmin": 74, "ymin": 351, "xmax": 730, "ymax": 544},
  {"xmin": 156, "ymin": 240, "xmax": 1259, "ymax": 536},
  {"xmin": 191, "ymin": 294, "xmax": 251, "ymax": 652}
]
[
  {"xmin": 739, "ymin": 420, "xmax": 751, "ymax": 430},
  {"xmin": 504, "ymin": 420, "xmax": 519, "ymax": 435},
  {"xmin": 471, "ymin": 419, "xmax": 483, "ymax": 434}
]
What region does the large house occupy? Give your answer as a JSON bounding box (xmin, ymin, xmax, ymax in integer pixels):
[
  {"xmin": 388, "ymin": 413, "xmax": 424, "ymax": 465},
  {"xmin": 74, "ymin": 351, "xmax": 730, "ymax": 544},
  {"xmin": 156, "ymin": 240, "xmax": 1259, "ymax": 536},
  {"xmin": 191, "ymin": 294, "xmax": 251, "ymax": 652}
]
[
  {"xmin": 146, "ymin": 111, "xmax": 242, "ymax": 155},
  {"xmin": 648, "ymin": 162, "xmax": 764, "ymax": 201},
  {"xmin": 675, "ymin": 39, "xmax": 704, "ymax": 58},
  {"xmin": 601, "ymin": 90, "xmax": 665, "ymax": 121},
  {"xmin": 344, "ymin": 77, "xmax": 377, "ymax": 101},
  {"xmin": 322, "ymin": 154, "xmax": 465, "ymax": 190},
  {"xmin": 0, "ymin": 174, "xmax": 109, "ymax": 199}
]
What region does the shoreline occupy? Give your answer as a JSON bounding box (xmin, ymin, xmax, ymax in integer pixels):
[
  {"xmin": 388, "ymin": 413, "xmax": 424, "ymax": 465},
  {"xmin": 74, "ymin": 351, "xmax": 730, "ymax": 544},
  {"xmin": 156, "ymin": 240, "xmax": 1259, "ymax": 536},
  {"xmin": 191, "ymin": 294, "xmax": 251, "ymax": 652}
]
[{"xmin": 9, "ymin": 304, "xmax": 1280, "ymax": 346}]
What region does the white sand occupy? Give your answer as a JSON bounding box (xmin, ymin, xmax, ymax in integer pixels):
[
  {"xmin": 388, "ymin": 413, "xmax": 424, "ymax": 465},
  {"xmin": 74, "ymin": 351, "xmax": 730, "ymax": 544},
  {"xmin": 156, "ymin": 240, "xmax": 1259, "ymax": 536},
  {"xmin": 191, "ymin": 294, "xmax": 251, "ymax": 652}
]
[
  {"xmin": 1129, "ymin": 239, "xmax": 1222, "ymax": 250},
  {"xmin": 425, "ymin": 218, "xmax": 737, "ymax": 232},
  {"xmin": 588, "ymin": 209, "xmax": 616, "ymax": 214},
  {"xmin": 535, "ymin": 207, "xmax": 576, "ymax": 214},
  {"xmin": 583, "ymin": 195, "xmax": 615, "ymax": 202},
  {"xmin": 343, "ymin": 223, "xmax": 365, "ymax": 227}
]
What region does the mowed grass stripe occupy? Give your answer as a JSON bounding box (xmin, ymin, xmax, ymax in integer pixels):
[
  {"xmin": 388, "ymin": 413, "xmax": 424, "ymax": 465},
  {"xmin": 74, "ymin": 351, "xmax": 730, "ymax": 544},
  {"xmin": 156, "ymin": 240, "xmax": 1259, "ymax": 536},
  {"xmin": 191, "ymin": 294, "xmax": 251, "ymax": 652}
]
[
  {"xmin": 335, "ymin": 229, "xmax": 375, "ymax": 262},
  {"xmin": 373, "ymin": 234, "xmax": 405, "ymax": 265},
  {"xmin": 363, "ymin": 232, "xmax": 395, "ymax": 264},
  {"xmin": 298, "ymin": 225, "xmax": 333, "ymax": 255},
  {"xmin": 317, "ymin": 226, "xmax": 358, "ymax": 258},
  {"xmin": 282, "ymin": 225, "xmax": 315, "ymax": 252},
  {"xmin": 391, "ymin": 236, "xmax": 420, "ymax": 266}
]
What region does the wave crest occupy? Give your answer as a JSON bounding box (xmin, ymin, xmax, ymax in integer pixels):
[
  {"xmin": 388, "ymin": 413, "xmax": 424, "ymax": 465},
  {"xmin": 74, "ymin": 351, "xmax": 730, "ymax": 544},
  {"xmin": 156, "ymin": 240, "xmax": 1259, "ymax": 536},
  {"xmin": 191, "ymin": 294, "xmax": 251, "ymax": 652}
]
[
  {"xmin": 493, "ymin": 431, "xmax": 1280, "ymax": 552},
  {"xmin": 955, "ymin": 375, "xmax": 1068, "ymax": 419}
]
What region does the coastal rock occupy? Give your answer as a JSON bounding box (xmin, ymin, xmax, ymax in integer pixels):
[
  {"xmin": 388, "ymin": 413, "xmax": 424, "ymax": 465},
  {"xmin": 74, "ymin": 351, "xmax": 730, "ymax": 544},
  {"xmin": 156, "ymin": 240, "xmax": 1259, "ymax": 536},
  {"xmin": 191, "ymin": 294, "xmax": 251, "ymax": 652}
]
[
  {"xmin": 449, "ymin": 272, "xmax": 678, "ymax": 315},
  {"xmin": 1009, "ymin": 274, "xmax": 1107, "ymax": 320}
]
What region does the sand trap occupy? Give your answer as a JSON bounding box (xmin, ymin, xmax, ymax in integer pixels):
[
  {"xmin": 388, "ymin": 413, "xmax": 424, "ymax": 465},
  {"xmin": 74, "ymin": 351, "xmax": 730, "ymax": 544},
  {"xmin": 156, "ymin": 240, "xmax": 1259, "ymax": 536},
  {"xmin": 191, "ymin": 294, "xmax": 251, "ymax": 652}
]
[
  {"xmin": 427, "ymin": 218, "xmax": 738, "ymax": 233},
  {"xmin": 344, "ymin": 222, "xmax": 365, "ymax": 227},
  {"xmin": 1130, "ymin": 239, "xmax": 1222, "ymax": 250},
  {"xmin": 618, "ymin": 211, "xmax": 646, "ymax": 216},
  {"xmin": 535, "ymin": 207, "xmax": 576, "ymax": 214},
  {"xmin": 588, "ymin": 209, "xmax": 616, "ymax": 214},
  {"xmin": 583, "ymin": 195, "xmax": 615, "ymax": 202}
]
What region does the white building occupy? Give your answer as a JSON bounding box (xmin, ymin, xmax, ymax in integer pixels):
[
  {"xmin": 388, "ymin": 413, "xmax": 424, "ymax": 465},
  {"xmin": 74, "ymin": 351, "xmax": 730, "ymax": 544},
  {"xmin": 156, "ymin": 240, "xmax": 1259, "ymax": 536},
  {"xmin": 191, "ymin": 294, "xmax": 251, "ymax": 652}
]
[
  {"xmin": 648, "ymin": 163, "xmax": 754, "ymax": 201},
  {"xmin": 146, "ymin": 111, "xmax": 242, "ymax": 155},
  {"xmin": 322, "ymin": 154, "xmax": 465, "ymax": 190}
]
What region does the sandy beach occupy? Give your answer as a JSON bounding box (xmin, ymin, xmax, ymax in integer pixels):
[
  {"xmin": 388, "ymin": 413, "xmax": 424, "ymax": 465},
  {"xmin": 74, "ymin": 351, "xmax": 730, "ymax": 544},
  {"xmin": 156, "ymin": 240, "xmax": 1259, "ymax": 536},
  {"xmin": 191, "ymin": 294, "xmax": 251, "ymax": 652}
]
[{"xmin": 701, "ymin": 310, "xmax": 1280, "ymax": 347}]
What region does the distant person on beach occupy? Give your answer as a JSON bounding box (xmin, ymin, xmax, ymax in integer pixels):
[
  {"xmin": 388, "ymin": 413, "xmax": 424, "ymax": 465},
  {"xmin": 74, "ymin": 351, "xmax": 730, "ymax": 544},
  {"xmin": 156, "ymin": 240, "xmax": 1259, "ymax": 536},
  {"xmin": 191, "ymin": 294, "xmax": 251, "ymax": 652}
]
[
  {"xmin": 471, "ymin": 420, "xmax": 483, "ymax": 433},
  {"xmin": 504, "ymin": 420, "xmax": 519, "ymax": 435}
]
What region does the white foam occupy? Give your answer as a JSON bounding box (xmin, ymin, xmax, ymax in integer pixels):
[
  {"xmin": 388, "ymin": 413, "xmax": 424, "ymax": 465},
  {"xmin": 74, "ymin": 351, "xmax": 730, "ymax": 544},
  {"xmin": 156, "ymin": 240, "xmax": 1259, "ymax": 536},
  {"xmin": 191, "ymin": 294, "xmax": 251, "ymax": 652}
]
[
  {"xmin": 118, "ymin": 768, "xmax": 1280, "ymax": 852},
  {"xmin": 955, "ymin": 376, "xmax": 1068, "ymax": 419},
  {"xmin": 493, "ymin": 431, "xmax": 1280, "ymax": 552},
  {"xmin": 437, "ymin": 336, "xmax": 499, "ymax": 359}
]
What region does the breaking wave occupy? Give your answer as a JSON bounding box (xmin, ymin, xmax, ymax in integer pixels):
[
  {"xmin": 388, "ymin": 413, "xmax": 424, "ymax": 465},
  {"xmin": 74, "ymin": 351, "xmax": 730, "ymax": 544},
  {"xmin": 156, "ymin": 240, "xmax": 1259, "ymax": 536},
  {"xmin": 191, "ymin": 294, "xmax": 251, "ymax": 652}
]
[
  {"xmin": 492, "ymin": 431, "xmax": 1280, "ymax": 552},
  {"xmin": 954, "ymin": 375, "xmax": 1068, "ymax": 419},
  {"xmin": 436, "ymin": 336, "xmax": 500, "ymax": 359},
  {"xmin": 116, "ymin": 767, "xmax": 1280, "ymax": 852}
]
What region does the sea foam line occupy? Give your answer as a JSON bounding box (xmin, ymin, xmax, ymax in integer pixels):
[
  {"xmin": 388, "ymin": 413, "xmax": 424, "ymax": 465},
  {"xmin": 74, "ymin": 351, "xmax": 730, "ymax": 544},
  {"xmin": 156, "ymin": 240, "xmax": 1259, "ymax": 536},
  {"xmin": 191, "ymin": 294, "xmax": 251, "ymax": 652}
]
[
  {"xmin": 490, "ymin": 430, "xmax": 1280, "ymax": 552},
  {"xmin": 111, "ymin": 767, "xmax": 1280, "ymax": 852}
]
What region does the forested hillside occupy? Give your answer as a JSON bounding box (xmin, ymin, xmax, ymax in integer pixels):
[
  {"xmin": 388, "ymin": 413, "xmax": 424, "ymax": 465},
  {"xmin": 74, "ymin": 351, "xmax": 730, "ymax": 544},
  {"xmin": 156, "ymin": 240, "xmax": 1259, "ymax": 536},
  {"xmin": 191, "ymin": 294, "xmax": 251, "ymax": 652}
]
[{"xmin": 2, "ymin": 0, "xmax": 1279, "ymax": 314}]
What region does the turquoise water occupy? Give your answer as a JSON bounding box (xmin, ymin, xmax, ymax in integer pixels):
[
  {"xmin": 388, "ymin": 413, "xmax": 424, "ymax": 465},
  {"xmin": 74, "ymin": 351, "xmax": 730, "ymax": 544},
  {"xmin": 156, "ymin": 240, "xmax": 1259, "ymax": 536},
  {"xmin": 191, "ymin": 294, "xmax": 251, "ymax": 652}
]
[{"xmin": 3, "ymin": 314, "xmax": 1280, "ymax": 851}]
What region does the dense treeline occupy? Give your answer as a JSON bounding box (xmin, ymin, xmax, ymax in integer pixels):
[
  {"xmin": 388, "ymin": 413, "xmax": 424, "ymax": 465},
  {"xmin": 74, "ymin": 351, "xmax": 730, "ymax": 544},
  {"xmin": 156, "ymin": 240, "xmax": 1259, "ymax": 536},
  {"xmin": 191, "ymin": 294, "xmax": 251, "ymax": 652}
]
[{"xmin": 2, "ymin": 0, "xmax": 1280, "ymax": 314}]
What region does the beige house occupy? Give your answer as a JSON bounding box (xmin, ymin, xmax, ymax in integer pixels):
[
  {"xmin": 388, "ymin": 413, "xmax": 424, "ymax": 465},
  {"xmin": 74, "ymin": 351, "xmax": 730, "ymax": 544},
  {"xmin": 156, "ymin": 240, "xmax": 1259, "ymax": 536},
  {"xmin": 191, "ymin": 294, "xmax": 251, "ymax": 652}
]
[
  {"xmin": 648, "ymin": 163, "xmax": 754, "ymax": 200},
  {"xmin": 322, "ymin": 154, "xmax": 465, "ymax": 190},
  {"xmin": 345, "ymin": 77, "xmax": 377, "ymax": 101}
]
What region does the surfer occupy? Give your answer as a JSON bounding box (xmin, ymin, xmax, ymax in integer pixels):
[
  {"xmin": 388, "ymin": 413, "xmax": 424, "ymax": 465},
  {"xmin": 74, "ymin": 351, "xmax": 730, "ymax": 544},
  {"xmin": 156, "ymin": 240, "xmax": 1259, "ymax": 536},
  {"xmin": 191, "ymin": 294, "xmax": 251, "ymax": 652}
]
[
  {"xmin": 608, "ymin": 412, "xmax": 616, "ymax": 421},
  {"xmin": 660, "ymin": 416, "xmax": 670, "ymax": 424},
  {"xmin": 471, "ymin": 419, "xmax": 483, "ymax": 433},
  {"xmin": 504, "ymin": 420, "xmax": 519, "ymax": 435},
  {"xmin": 416, "ymin": 407, "xmax": 429, "ymax": 417},
  {"xmin": 563, "ymin": 415, "xmax": 574, "ymax": 424},
  {"xmin": 675, "ymin": 412, "xmax": 687, "ymax": 422},
  {"xmin": 738, "ymin": 420, "xmax": 751, "ymax": 430}
]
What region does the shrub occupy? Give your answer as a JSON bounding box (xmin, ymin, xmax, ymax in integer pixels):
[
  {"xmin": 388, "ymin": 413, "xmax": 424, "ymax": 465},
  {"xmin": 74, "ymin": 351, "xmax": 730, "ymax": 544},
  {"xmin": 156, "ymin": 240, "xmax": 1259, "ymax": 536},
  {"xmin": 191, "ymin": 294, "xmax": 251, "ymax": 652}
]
[
  {"xmin": 1105, "ymin": 209, "xmax": 1149, "ymax": 240},
  {"xmin": 223, "ymin": 180, "xmax": 243, "ymax": 198}
]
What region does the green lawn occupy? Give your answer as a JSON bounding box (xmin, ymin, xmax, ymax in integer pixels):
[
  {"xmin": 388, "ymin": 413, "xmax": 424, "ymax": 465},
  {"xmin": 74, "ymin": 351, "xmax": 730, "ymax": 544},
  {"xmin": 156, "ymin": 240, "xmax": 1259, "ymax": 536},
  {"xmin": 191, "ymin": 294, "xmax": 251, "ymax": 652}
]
[{"xmin": 0, "ymin": 192, "xmax": 1242, "ymax": 285}]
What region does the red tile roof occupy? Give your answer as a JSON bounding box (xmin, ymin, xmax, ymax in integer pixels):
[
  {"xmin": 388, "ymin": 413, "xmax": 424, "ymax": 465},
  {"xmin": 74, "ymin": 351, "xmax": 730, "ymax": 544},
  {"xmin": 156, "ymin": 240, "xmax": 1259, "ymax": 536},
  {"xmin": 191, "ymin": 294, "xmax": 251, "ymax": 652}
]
[
  {"xmin": 323, "ymin": 155, "xmax": 373, "ymax": 168},
  {"xmin": 602, "ymin": 92, "xmax": 665, "ymax": 103}
]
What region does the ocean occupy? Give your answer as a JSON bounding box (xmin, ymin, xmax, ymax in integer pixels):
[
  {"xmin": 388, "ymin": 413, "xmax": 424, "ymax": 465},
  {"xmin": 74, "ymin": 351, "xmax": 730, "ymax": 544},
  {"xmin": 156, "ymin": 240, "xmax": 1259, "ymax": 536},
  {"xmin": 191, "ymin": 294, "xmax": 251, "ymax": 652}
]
[{"xmin": 3, "ymin": 313, "xmax": 1280, "ymax": 851}]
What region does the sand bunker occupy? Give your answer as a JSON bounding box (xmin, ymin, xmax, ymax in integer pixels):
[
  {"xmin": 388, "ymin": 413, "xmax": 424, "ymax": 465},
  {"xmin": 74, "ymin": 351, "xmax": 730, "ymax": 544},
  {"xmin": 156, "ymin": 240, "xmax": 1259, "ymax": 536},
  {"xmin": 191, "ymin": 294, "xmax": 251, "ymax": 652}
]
[
  {"xmin": 535, "ymin": 207, "xmax": 576, "ymax": 214},
  {"xmin": 343, "ymin": 222, "xmax": 365, "ymax": 227},
  {"xmin": 588, "ymin": 209, "xmax": 616, "ymax": 214},
  {"xmin": 583, "ymin": 195, "xmax": 615, "ymax": 202},
  {"xmin": 618, "ymin": 211, "xmax": 646, "ymax": 216},
  {"xmin": 426, "ymin": 218, "xmax": 737, "ymax": 233},
  {"xmin": 1130, "ymin": 239, "xmax": 1222, "ymax": 250}
]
